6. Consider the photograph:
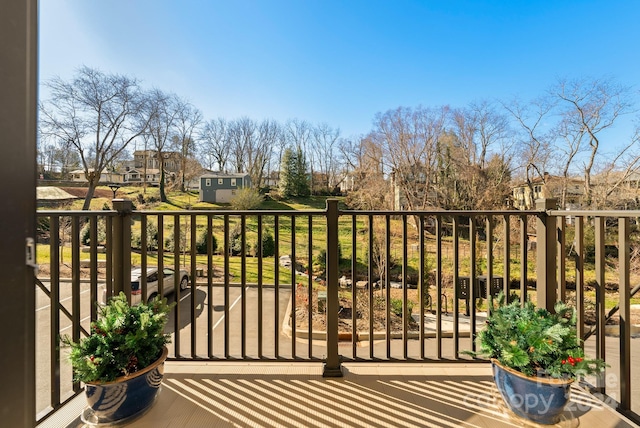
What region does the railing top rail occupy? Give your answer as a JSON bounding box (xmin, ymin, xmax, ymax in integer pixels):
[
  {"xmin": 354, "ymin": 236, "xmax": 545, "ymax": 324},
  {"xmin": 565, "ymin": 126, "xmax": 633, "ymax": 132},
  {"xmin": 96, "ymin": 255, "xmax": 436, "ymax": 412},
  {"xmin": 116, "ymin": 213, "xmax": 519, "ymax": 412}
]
[
  {"xmin": 38, "ymin": 207, "xmax": 640, "ymax": 217},
  {"xmin": 134, "ymin": 209, "xmax": 327, "ymax": 216},
  {"xmin": 339, "ymin": 209, "xmax": 538, "ymax": 216},
  {"xmin": 37, "ymin": 210, "xmax": 118, "ymax": 216},
  {"xmin": 548, "ymin": 209, "xmax": 640, "ymax": 217}
]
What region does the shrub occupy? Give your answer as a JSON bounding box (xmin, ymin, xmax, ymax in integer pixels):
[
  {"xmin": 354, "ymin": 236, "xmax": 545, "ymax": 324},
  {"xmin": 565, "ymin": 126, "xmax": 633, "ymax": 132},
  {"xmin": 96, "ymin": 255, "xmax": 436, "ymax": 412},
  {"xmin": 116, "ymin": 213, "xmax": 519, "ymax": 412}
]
[
  {"xmin": 248, "ymin": 231, "xmax": 275, "ymax": 257},
  {"xmin": 80, "ymin": 219, "xmax": 107, "ymax": 246},
  {"xmin": 229, "ymin": 223, "xmax": 242, "ymax": 255},
  {"xmin": 268, "ymin": 190, "xmax": 284, "ymax": 201},
  {"xmin": 391, "ymin": 298, "xmax": 414, "ymax": 317},
  {"xmin": 230, "ymin": 188, "xmax": 264, "ymax": 210},
  {"xmin": 131, "ymin": 220, "xmax": 159, "ymax": 250},
  {"xmin": 195, "ymin": 229, "xmax": 218, "ymax": 254},
  {"xmin": 314, "ymin": 243, "xmax": 342, "ymax": 271},
  {"xmin": 261, "ymin": 232, "xmax": 275, "ymax": 257},
  {"xmin": 163, "ymin": 235, "xmax": 175, "ymax": 252}
]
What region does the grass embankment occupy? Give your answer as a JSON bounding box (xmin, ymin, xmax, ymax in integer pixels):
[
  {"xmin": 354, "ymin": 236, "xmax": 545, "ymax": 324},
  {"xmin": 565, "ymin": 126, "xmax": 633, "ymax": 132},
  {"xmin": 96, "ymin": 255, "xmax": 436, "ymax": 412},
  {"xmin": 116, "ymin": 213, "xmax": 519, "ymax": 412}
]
[{"xmin": 38, "ymin": 185, "xmax": 640, "ymax": 311}]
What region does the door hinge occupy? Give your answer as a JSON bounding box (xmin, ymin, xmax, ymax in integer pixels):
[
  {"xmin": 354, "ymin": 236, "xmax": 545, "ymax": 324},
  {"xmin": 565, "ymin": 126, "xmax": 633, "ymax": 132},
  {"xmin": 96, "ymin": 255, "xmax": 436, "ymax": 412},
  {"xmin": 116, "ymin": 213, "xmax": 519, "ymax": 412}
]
[{"xmin": 26, "ymin": 237, "xmax": 39, "ymax": 274}]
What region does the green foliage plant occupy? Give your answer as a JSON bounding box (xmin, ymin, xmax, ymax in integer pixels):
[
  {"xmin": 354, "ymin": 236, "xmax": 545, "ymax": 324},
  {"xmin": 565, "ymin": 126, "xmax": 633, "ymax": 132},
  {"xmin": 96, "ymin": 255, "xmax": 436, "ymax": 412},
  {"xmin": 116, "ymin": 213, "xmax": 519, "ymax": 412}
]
[
  {"xmin": 229, "ymin": 223, "xmax": 242, "ymax": 255},
  {"xmin": 80, "ymin": 219, "xmax": 107, "ymax": 246},
  {"xmin": 391, "ymin": 298, "xmax": 414, "ymax": 317},
  {"xmin": 163, "ymin": 234, "xmax": 175, "ymax": 252},
  {"xmin": 230, "ymin": 188, "xmax": 264, "ymax": 210},
  {"xmin": 261, "ymin": 232, "xmax": 275, "ymax": 257},
  {"xmin": 131, "ymin": 220, "xmax": 159, "ymax": 251},
  {"xmin": 195, "ymin": 229, "xmax": 218, "ymax": 254},
  {"xmin": 61, "ymin": 292, "xmax": 173, "ymax": 383},
  {"xmin": 314, "ymin": 243, "xmax": 342, "ymax": 272},
  {"xmin": 249, "ymin": 231, "xmax": 275, "ymax": 257},
  {"xmin": 475, "ymin": 294, "xmax": 607, "ymax": 379}
]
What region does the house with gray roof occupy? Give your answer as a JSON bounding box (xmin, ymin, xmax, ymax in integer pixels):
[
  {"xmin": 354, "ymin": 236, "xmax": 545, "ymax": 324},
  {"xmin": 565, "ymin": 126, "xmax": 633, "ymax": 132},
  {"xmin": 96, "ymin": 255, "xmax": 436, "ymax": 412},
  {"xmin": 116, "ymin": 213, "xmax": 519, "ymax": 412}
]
[{"xmin": 199, "ymin": 172, "xmax": 251, "ymax": 203}]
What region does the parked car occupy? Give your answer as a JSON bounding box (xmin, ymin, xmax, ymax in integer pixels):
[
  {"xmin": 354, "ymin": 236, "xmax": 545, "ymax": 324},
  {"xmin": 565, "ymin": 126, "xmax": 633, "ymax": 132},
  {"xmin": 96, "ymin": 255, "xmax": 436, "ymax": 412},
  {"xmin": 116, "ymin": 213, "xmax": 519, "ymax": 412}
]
[
  {"xmin": 103, "ymin": 267, "xmax": 190, "ymax": 304},
  {"xmin": 131, "ymin": 267, "xmax": 189, "ymax": 301}
]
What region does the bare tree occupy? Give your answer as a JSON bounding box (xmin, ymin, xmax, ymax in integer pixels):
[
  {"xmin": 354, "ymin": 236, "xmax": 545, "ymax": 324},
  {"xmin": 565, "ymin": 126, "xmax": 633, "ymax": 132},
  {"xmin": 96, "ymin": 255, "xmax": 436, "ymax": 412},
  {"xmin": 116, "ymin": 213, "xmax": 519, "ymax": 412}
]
[
  {"xmin": 199, "ymin": 117, "xmax": 229, "ymax": 171},
  {"xmin": 503, "ymin": 96, "xmax": 555, "ymax": 208},
  {"xmin": 225, "ymin": 117, "xmax": 281, "ymax": 188},
  {"xmin": 372, "ymin": 106, "xmax": 448, "ymax": 211},
  {"xmin": 553, "ymin": 77, "xmax": 634, "ymax": 208},
  {"xmin": 311, "ymin": 123, "xmax": 342, "ymax": 192},
  {"xmin": 253, "ymin": 119, "xmax": 281, "ymax": 188},
  {"xmin": 36, "ymin": 139, "xmax": 80, "ymax": 178},
  {"xmin": 587, "ymin": 125, "xmax": 640, "ymax": 209},
  {"xmin": 264, "ymin": 121, "xmax": 287, "ymax": 187},
  {"xmin": 342, "ymin": 135, "xmax": 392, "ymax": 210},
  {"xmin": 443, "ymin": 100, "xmax": 514, "ymax": 210},
  {"xmin": 181, "ymin": 156, "xmax": 205, "ymax": 193},
  {"xmin": 469, "ymin": 100, "xmax": 510, "ymax": 169},
  {"xmin": 173, "ymin": 98, "xmax": 202, "ymax": 191},
  {"xmin": 144, "ymin": 89, "xmax": 180, "ymax": 202},
  {"xmin": 39, "ymin": 66, "xmax": 149, "ymax": 209},
  {"xmin": 227, "ymin": 117, "xmax": 255, "ymax": 174},
  {"xmin": 506, "ymin": 77, "xmax": 635, "ymax": 210}
]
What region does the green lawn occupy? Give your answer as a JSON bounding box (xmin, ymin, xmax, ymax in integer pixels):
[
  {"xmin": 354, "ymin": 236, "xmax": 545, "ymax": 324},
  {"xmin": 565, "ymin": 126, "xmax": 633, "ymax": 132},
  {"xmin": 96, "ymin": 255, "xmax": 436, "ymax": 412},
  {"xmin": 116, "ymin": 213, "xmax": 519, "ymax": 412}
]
[{"xmin": 38, "ymin": 186, "xmax": 640, "ymax": 310}]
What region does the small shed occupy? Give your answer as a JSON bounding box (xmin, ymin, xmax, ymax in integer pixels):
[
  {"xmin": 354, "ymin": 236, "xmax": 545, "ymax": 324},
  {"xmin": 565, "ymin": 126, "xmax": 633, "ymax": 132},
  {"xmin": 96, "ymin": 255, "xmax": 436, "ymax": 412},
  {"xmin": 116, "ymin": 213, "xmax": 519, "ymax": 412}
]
[
  {"xmin": 199, "ymin": 172, "xmax": 251, "ymax": 203},
  {"xmin": 36, "ymin": 186, "xmax": 78, "ymax": 207}
]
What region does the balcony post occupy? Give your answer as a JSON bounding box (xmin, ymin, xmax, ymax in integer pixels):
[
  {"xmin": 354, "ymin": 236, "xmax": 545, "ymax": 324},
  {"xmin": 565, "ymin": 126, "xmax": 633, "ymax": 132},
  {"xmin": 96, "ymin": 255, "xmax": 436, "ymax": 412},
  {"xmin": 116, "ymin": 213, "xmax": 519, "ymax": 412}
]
[
  {"xmin": 0, "ymin": 0, "xmax": 37, "ymax": 425},
  {"xmin": 112, "ymin": 199, "xmax": 133, "ymax": 302},
  {"xmin": 323, "ymin": 199, "xmax": 343, "ymax": 377},
  {"xmin": 535, "ymin": 198, "xmax": 557, "ymax": 311}
]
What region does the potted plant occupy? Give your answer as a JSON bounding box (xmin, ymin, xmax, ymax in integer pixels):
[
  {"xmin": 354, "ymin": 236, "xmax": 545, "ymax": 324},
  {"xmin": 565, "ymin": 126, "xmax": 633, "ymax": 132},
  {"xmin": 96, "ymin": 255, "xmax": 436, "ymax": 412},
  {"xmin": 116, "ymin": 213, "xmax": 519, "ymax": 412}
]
[
  {"xmin": 61, "ymin": 292, "xmax": 174, "ymax": 425},
  {"xmin": 474, "ymin": 294, "xmax": 607, "ymax": 425}
]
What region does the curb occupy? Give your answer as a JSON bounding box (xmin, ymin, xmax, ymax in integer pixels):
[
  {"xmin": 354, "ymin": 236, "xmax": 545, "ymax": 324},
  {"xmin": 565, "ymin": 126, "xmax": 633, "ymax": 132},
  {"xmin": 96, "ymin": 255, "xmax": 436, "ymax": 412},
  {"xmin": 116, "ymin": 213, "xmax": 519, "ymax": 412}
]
[
  {"xmin": 284, "ymin": 297, "xmax": 640, "ymax": 341},
  {"xmin": 282, "ymin": 297, "xmax": 478, "ymax": 343},
  {"xmin": 602, "ymin": 324, "xmax": 640, "ymax": 338}
]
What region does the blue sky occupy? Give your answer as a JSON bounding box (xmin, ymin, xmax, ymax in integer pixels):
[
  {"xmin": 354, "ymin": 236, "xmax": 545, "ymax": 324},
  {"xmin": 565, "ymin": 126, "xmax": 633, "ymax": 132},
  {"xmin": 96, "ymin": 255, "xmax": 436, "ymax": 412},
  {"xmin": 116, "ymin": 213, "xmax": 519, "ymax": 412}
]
[{"xmin": 39, "ymin": 1, "xmax": 640, "ymax": 139}]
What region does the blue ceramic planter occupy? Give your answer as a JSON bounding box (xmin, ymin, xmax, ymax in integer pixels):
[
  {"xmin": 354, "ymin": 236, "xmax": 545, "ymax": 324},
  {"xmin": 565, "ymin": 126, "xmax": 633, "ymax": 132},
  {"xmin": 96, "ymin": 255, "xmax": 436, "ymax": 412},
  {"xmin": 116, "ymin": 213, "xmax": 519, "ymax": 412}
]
[
  {"xmin": 81, "ymin": 346, "xmax": 168, "ymax": 425},
  {"xmin": 491, "ymin": 359, "xmax": 573, "ymax": 425}
]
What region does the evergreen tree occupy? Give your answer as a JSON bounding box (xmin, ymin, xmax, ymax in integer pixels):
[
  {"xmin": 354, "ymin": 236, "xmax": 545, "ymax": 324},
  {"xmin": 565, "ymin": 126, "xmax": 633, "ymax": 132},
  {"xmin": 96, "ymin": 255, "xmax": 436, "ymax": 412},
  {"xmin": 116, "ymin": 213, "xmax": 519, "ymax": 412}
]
[
  {"xmin": 293, "ymin": 145, "xmax": 310, "ymax": 197},
  {"xmin": 279, "ymin": 148, "xmax": 294, "ymax": 198},
  {"xmin": 279, "ymin": 146, "xmax": 310, "ymax": 198}
]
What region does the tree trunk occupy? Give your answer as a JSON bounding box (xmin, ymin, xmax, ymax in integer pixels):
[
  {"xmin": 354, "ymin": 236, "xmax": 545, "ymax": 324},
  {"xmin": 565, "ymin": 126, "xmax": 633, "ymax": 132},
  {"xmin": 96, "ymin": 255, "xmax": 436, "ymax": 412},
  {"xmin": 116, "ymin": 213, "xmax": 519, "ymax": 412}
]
[
  {"xmin": 82, "ymin": 169, "xmax": 100, "ymax": 210},
  {"xmin": 159, "ymin": 168, "xmax": 167, "ymax": 202},
  {"xmin": 83, "ymin": 180, "xmax": 98, "ymax": 210}
]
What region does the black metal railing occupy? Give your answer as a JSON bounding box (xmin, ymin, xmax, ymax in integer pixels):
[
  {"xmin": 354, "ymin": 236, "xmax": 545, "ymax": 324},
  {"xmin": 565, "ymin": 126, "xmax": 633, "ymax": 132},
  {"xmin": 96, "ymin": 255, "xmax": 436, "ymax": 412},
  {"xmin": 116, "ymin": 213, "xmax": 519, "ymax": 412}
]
[{"xmin": 34, "ymin": 199, "xmax": 639, "ymax": 424}]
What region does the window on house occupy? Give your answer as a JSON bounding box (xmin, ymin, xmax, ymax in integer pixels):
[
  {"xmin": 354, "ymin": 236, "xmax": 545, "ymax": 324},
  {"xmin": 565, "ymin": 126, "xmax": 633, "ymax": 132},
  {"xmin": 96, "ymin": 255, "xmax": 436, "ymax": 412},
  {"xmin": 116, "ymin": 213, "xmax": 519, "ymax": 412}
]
[
  {"xmin": 231, "ymin": 178, "xmax": 236, "ymax": 186},
  {"xmin": 218, "ymin": 178, "xmax": 223, "ymax": 184},
  {"xmin": 205, "ymin": 179, "xmax": 211, "ymax": 187}
]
